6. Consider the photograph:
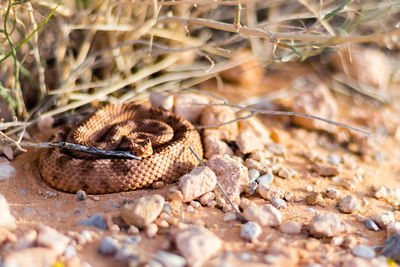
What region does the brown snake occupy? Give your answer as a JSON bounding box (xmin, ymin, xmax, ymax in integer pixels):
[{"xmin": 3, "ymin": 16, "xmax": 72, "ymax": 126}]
[{"xmin": 38, "ymin": 103, "xmax": 203, "ymax": 194}]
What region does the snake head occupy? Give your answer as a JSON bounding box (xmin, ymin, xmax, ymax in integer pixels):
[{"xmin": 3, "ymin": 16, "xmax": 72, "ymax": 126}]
[{"xmin": 128, "ymin": 137, "xmax": 154, "ymax": 157}]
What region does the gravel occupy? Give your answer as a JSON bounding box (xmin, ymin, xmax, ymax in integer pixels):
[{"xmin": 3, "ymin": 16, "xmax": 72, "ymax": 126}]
[
  {"xmin": 337, "ymin": 195, "xmax": 361, "ymax": 213},
  {"xmin": 352, "ymin": 244, "xmax": 376, "ymax": 259},
  {"xmin": 155, "ymin": 251, "xmax": 186, "ymax": 267},
  {"xmin": 75, "ymin": 190, "xmax": 87, "ymax": 201},
  {"xmin": 271, "ymin": 198, "xmax": 286, "ymax": 209},
  {"xmin": 257, "ymin": 174, "xmax": 274, "ymax": 186},
  {"xmin": 364, "ymin": 219, "xmax": 380, "ymax": 232},
  {"xmin": 98, "ymin": 236, "xmax": 120, "ymax": 255}
]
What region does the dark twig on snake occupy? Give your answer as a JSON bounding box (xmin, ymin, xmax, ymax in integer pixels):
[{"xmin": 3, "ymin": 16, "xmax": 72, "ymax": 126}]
[
  {"xmin": 20, "ymin": 141, "xmax": 142, "ymax": 160},
  {"xmin": 188, "ymin": 146, "xmax": 248, "ymax": 224}
]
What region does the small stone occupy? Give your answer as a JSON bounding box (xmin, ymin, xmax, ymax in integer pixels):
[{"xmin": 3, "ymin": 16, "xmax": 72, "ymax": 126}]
[
  {"xmin": 77, "ymin": 213, "xmax": 107, "ymax": 230},
  {"xmin": 248, "ymin": 169, "xmax": 260, "ymax": 183},
  {"xmin": 146, "ymin": 223, "xmax": 158, "ymax": 238},
  {"xmin": 337, "ymin": 195, "xmax": 361, "ymax": 214},
  {"xmin": 2, "ymin": 248, "xmax": 58, "ymax": 267},
  {"xmin": 387, "ymin": 222, "xmax": 400, "ymax": 236},
  {"xmin": 240, "ymin": 221, "xmax": 262, "ymax": 242},
  {"xmin": 309, "ymin": 213, "xmax": 346, "ymax": 238},
  {"xmin": 203, "ymin": 135, "xmax": 234, "ymax": 159},
  {"xmin": 271, "ymin": 198, "xmax": 286, "ymax": 209},
  {"xmin": 280, "ymin": 221, "xmax": 302, "ymax": 234},
  {"xmin": 121, "ymin": 194, "xmax": 165, "ymax": 228},
  {"xmin": 152, "ymin": 181, "xmax": 165, "ymax": 189},
  {"xmin": 236, "ymin": 131, "xmax": 260, "ymax": 154},
  {"xmin": 245, "ymin": 182, "xmax": 258, "ymax": 195},
  {"xmin": 37, "ymin": 226, "xmax": 70, "ymax": 254},
  {"xmin": 190, "ymin": 201, "xmax": 201, "ymax": 208},
  {"xmin": 75, "ymin": 190, "xmax": 86, "ymax": 201},
  {"xmin": 284, "ymin": 191, "xmax": 295, "ymax": 202},
  {"xmin": 175, "ymin": 225, "xmax": 222, "ymax": 266},
  {"xmin": 154, "ymin": 218, "xmax": 169, "ymax": 228},
  {"xmin": 199, "ymin": 192, "xmax": 216, "ymax": 205},
  {"xmin": 257, "ymin": 184, "xmax": 284, "ymax": 201},
  {"xmin": 0, "ymin": 194, "xmax": 16, "ymax": 230},
  {"xmin": 186, "ymin": 206, "xmax": 195, "ymax": 213},
  {"xmin": 150, "ymin": 92, "xmax": 174, "ymax": 111},
  {"xmin": 238, "ymin": 253, "xmax": 252, "ymax": 261},
  {"xmin": 115, "ymin": 245, "xmax": 140, "ymax": 262},
  {"xmin": 206, "ymin": 155, "xmax": 249, "ymax": 203},
  {"xmin": 127, "ymin": 225, "xmax": 140, "ymax": 235},
  {"xmin": 382, "ymin": 234, "xmax": 400, "ymax": 263},
  {"xmin": 99, "ymin": 236, "xmax": 120, "ymax": 255},
  {"xmin": 374, "ymin": 212, "xmax": 395, "ymax": 229},
  {"xmin": 305, "ymin": 185, "xmax": 314, "ymax": 192},
  {"xmin": 179, "ymin": 166, "xmax": 217, "ymax": 202},
  {"xmin": 306, "ymin": 192, "xmax": 324, "ymax": 206},
  {"xmin": 206, "ymin": 200, "xmax": 217, "ymax": 207},
  {"xmin": 352, "ymin": 244, "xmax": 376, "ymax": 259},
  {"xmin": 264, "ymin": 254, "xmax": 280, "ymax": 264},
  {"xmin": 328, "ymin": 154, "xmax": 341, "ymax": 165},
  {"xmin": 257, "ymin": 174, "xmax": 274, "ymax": 186},
  {"xmin": 331, "ymin": 236, "xmax": 344, "ymax": 246},
  {"xmin": 364, "ymin": 219, "xmax": 380, "ymax": 232},
  {"xmin": 155, "ymin": 251, "xmax": 186, "ymax": 267},
  {"xmin": 374, "ymin": 186, "xmax": 388, "ymax": 199},
  {"xmin": 325, "ymin": 188, "xmax": 341, "ymax": 199},
  {"xmin": 312, "ymin": 162, "xmax": 339, "ymax": 176},
  {"xmin": 243, "ymin": 204, "xmax": 282, "ymax": 227},
  {"xmin": 0, "ymin": 160, "xmax": 16, "ymax": 181},
  {"xmin": 64, "ymin": 245, "xmax": 77, "ymax": 258},
  {"xmin": 277, "ymin": 168, "xmax": 290, "ymax": 179},
  {"xmin": 223, "ymin": 212, "xmax": 237, "ymax": 222}
]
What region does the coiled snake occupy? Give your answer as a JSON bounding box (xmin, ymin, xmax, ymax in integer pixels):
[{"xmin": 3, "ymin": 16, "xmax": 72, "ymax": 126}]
[{"xmin": 38, "ymin": 103, "xmax": 203, "ymax": 194}]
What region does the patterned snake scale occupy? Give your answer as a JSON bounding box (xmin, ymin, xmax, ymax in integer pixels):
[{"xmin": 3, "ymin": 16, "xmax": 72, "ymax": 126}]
[{"xmin": 38, "ymin": 103, "xmax": 203, "ymax": 194}]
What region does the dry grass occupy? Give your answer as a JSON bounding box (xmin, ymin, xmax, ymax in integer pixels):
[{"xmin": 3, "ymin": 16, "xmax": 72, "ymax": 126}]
[{"xmin": 0, "ymin": 0, "xmax": 399, "ymax": 147}]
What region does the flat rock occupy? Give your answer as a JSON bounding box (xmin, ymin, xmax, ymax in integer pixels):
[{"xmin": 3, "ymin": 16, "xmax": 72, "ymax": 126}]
[
  {"xmin": 175, "ymin": 225, "xmax": 222, "ymax": 266},
  {"xmin": 206, "ymin": 155, "xmax": 249, "ymax": 203},
  {"xmin": 121, "ymin": 194, "xmax": 165, "ymax": 228},
  {"xmin": 309, "ymin": 213, "xmax": 347, "ymax": 238},
  {"xmin": 243, "ymin": 204, "xmax": 282, "ymax": 227},
  {"xmin": 179, "ymin": 166, "xmax": 217, "ymax": 202},
  {"xmin": 2, "ymin": 247, "xmax": 58, "ymax": 267},
  {"xmin": 0, "ymin": 194, "xmax": 16, "ymax": 230}
]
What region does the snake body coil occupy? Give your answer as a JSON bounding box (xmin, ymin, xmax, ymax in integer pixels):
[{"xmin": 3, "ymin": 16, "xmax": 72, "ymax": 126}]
[{"xmin": 38, "ymin": 103, "xmax": 203, "ymax": 194}]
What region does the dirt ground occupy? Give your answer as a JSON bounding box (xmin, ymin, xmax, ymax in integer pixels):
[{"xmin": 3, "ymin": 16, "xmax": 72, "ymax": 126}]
[{"xmin": 1, "ymin": 63, "xmax": 400, "ymax": 267}]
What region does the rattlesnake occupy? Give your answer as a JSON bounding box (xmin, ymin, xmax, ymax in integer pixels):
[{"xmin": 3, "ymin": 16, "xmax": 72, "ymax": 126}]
[{"xmin": 38, "ymin": 103, "xmax": 203, "ymax": 194}]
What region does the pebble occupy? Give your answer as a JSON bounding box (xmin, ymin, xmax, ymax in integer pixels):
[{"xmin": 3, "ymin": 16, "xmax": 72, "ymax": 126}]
[
  {"xmin": 238, "ymin": 253, "xmax": 252, "ymax": 262},
  {"xmin": 77, "ymin": 213, "xmax": 107, "ymax": 230},
  {"xmin": 64, "ymin": 245, "xmax": 77, "ymax": 258},
  {"xmin": 277, "ymin": 168, "xmax": 290, "ymax": 179},
  {"xmin": 280, "ymin": 221, "xmax": 302, "ymax": 235},
  {"xmin": 37, "ymin": 226, "xmax": 70, "ymax": 254},
  {"xmin": 75, "ymin": 190, "xmax": 87, "ymax": 201},
  {"xmin": 284, "ymin": 191, "xmax": 295, "ymax": 202},
  {"xmin": 223, "ymin": 212, "xmax": 237, "ymax": 222},
  {"xmin": 271, "ymin": 198, "xmax": 286, "ymax": 209},
  {"xmin": 325, "ymin": 188, "xmax": 341, "ymax": 199},
  {"xmin": 98, "ymin": 236, "xmax": 120, "ymax": 255},
  {"xmin": 190, "ymin": 201, "xmax": 201, "ymax": 209},
  {"xmin": 245, "ymin": 182, "xmax": 258, "ymax": 195},
  {"xmin": 382, "ymin": 234, "xmax": 400, "ymax": 263},
  {"xmin": 0, "ymin": 194, "xmax": 16, "ymax": 230},
  {"xmin": 264, "ymin": 254, "xmax": 280, "ymax": 264},
  {"xmin": 175, "ymin": 225, "xmax": 222, "ymax": 266},
  {"xmin": 236, "ymin": 131, "xmax": 260, "ymax": 154},
  {"xmin": 206, "ymin": 155, "xmax": 249, "ymax": 203},
  {"xmin": 186, "ymin": 206, "xmax": 195, "ymax": 213},
  {"xmin": 199, "ymin": 192, "xmax": 216, "ymax": 205},
  {"xmin": 179, "ymin": 166, "xmax": 217, "ymax": 202},
  {"xmin": 352, "ymin": 244, "xmax": 376, "ymax": 259},
  {"xmin": 120, "ymin": 194, "xmax": 165, "ymax": 228},
  {"xmin": 149, "ymin": 91, "xmax": 174, "ymax": 111},
  {"xmin": 305, "ymin": 185, "xmax": 314, "ymax": 192},
  {"xmin": 243, "ymin": 204, "xmax": 282, "ymax": 227},
  {"xmin": 0, "ymin": 160, "xmax": 16, "ymax": 181},
  {"xmin": 146, "ymin": 223, "xmax": 158, "ymax": 238},
  {"xmin": 240, "ymin": 221, "xmax": 262, "ymax": 242},
  {"xmin": 364, "ymin": 219, "xmax": 380, "ymax": 232},
  {"xmin": 257, "ymin": 185, "xmax": 284, "ymax": 201},
  {"xmin": 203, "ymin": 135, "xmax": 234, "ymax": 158},
  {"xmin": 115, "ymin": 245, "xmax": 139, "ymax": 262},
  {"xmin": 122, "ymin": 236, "xmax": 141, "ymax": 245},
  {"xmin": 248, "ymin": 169, "xmax": 260, "ymax": 183},
  {"xmin": 155, "ymin": 251, "xmax": 186, "ymax": 267},
  {"xmin": 309, "ymin": 213, "xmax": 346, "ymax": 238},
  {"xmin": 312, "ymin": 162, "xmax": 339, "ymax": 176},
  {"xmin": 387, "ymin": 222, "xmax": 400, "ymax": 236},
  {"xmin": 328, "ymin": 154, "xmax": 341, "ymax": 165},
  {"xmin": 374, "ymin": 212, "xmax": 395, "ymax": 228},
  {"xmin": 306, "ymin": 192, "xmax": 324, "ymax": 206},
  {"xmin": 337, "ymin": 195, "xmax": 361, "ymax": 213},
  {"xmin": 257, "ymin": 174, "xmax": 274, "ymax": 186}
]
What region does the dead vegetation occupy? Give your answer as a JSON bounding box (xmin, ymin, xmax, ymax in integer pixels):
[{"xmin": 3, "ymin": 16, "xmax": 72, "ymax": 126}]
[{"xmin": 0, "ymin": 0, "xmax": 400, "ymax": 150}]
